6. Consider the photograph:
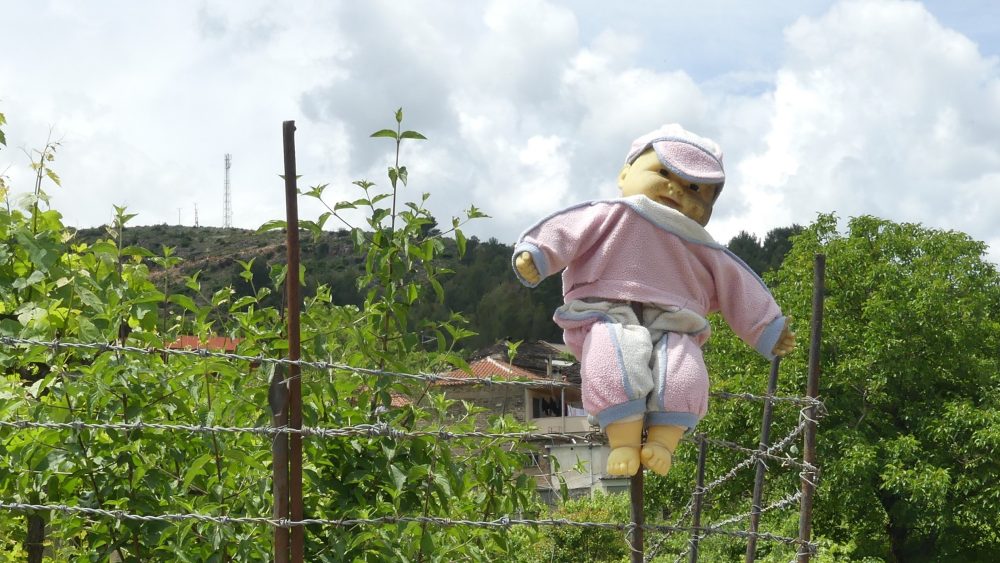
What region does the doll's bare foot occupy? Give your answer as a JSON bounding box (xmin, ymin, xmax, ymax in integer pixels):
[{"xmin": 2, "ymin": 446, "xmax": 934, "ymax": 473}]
[
  {"xmin": 641, "ymin": 424, "xmax": 685, "ymax": 476},
  {"xmin": 640, "ymin": 443, "xmax": 672, "ymax": 476},
  {"xmin": 607, "ymin": 446, "xmax": 641, "ymax": 476},
  {"xmin": 605, "ymin": 418, "xmax": 644, "ymax": 476}
]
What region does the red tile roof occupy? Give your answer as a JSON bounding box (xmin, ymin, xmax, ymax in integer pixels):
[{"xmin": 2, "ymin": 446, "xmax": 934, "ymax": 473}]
[
  {"xmin": 167, "ymin": 335, "xmax": 242, "ymax": 352},
  {"xmin": 437, "ymin": 356, "xmax": 550, "ymax": 386}
]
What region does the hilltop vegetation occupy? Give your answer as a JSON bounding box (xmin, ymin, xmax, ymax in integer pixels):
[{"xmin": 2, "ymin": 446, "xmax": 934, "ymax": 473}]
[{"xmin": 72, "ymin": 223, "xmax": 799, "ymax": 351}]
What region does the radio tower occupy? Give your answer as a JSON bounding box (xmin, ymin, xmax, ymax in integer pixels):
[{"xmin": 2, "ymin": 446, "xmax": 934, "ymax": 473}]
[{"xmin": 223, "ymin": 154, "xmax": 233, "ymax": 228}]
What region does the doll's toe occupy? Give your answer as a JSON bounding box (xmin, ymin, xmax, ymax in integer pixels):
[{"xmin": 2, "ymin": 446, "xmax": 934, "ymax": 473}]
[
  {"xmin": 640, "ymin": 444, "xmax": 673, "ymax": 476},
  {"xmin": 607, "ymin": 446, "xmax": 641, "ymax": 476}
]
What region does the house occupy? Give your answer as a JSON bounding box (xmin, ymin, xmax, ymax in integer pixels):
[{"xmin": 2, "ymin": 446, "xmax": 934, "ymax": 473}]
[
  {"xmin": 435, "ymin": 340, "xmax": 629, "ymax": 502},
  {"xmin": 167, "ymin": 335, "xmax": 242, "ymax": 353}
]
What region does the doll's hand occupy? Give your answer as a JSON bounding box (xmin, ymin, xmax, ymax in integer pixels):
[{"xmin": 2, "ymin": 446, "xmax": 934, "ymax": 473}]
[
  {"xmin": 771, "ymin": 317, "xmax": 797, "ymax": 357},
  {"xmin": 515, "ymin": 252, "xmax": 541, "ymax": 285}
]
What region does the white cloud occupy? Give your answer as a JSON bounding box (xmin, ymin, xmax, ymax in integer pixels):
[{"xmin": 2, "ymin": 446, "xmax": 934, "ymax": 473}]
[
  {"xmin": 719, "ymin": 0, "xmax": 1000, "ymax": 262},
  {"xmin": 2, "ymin": 0, "xmax": 999, "ymax": 264}
]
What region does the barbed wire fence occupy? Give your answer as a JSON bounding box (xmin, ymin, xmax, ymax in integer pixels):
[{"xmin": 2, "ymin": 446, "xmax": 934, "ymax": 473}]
[
  {"xmin": 0, "ymin": 121, "xmax": 828, "ymax": 562},
  {"xmin": 0, "ymin": 326, "xmax": 824, "ymax": 561}
]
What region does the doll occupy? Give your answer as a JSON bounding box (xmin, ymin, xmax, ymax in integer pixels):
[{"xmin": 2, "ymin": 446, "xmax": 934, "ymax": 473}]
[{"xmin": 511, "ymin": 124, "xmax": 795, "ymax": 477}]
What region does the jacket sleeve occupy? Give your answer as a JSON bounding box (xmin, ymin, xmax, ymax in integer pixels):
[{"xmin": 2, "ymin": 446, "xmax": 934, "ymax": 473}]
[
  {"xmin": 706, "ymin": 249, "xmax": 787, "ymax": 360},
  {"xmin": 511, "ymin": 202, "xmax": 618, "ymax": 287}
]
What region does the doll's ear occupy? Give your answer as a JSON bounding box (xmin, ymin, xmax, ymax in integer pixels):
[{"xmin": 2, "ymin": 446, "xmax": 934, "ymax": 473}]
[{"xmin": 617, "ymin": 164, "xmax": 630, "ymax": 190}]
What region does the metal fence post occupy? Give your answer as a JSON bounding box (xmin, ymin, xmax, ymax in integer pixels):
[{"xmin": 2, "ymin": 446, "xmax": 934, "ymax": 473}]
[
  {"xmin": 282, "ymin": 120, "xmax": 305, "ymax": 563},
  {"xmin": 797, "ymin": 254, "xmax": 825, "ymax": 562},
  {"xmin": 270, "ymin": 365, "xmax": 290, "ymax": 563},
  {"xmin": 745, "ymin": 357, "xmax": 781, "ymax": 562},
  {"xmin": 689, "ymin": 434, "xmax": 708, "ymax": 563}
]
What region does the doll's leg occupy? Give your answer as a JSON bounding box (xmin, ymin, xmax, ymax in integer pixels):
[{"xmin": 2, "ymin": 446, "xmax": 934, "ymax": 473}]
[
  {"xmin": 577, "ymin": 320, "xmax": 654, "ymax": 425},
  {"xmin": 643, "ymin": 333, "xmax": 709, "ymax": 475},
  {"xmin": 641, "ymin": 425, "xmax": 685, "ymax": 476},
  {"xmin": 575, "ymin": 320, "xmax": 654, "ymax": 476}
]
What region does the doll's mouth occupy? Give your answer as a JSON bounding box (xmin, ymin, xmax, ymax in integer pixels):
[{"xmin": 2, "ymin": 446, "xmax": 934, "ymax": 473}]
[{"xmin": 656, "ymin": 195, "xmax": 680, "ymax": 209}]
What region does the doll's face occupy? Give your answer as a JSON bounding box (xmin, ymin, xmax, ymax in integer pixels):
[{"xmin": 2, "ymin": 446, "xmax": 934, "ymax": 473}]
[{"xmin": 618, "ymin": 150, "xmax": 718, "ymax": 226}]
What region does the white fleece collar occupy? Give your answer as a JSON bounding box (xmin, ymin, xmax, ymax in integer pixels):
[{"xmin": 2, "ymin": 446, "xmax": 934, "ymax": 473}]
[{"xmin": 618, "ymin": 195, "xmax": 720, "ymax": 247}]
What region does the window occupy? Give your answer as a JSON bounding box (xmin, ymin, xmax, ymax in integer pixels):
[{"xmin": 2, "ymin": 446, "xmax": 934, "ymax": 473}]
[{"xmin": 531, "ymin": 395, "xmax": 562, "ymax": 418}]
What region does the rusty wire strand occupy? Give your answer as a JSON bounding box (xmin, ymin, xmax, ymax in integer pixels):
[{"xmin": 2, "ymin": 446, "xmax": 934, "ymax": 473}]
[
  {"xmin": 0, "ymin": 500, "xmax": 818, "ymax": 551},
  {"xmin": 0, "ymin": 336, "xmax": 823, "ymax": 407}
]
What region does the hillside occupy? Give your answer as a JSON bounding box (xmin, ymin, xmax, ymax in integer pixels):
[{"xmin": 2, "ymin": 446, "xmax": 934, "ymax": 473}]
[{"xmin": 72, "ymin": 223, "xmax": 797, "ymax": 350}]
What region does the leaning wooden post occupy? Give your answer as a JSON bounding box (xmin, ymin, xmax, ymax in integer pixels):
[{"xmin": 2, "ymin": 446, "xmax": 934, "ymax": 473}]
[
  {"xmin": 629, "ymin": 467, "xmax": 644, "ymax": 563},
  {"xmin": 797, "ymin": 254, "xmax": 825, "ymax": 562},
  {"xmin": 689, "ymin": 434, "xmax": 708, "ymax": 563},
  {"xmin": 283, "ymin": 120, "xmax": 305, "ymax": 563},
  {"xmin": 745, "ymin": 357, "xmax": 781, "ymax": 562}
]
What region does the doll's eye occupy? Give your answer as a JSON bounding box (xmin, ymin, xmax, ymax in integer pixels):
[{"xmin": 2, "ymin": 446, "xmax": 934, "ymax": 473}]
[
  {"xmin": 688, "ymin": 184, "xmax": 700, "ymax": 192},
  {"xmin": 658, "ymin": 169, "xmax": 670, "ymax": 179}
]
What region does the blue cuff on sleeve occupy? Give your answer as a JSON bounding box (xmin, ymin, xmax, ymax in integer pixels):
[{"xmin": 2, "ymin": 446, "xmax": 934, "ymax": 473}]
[
  {"xmin": 511, "ymin": 242, "xmax": 548, "ymax": 288},
  {"xmin": 754, "ymin": 315, "xmax": 787, "ymax": 361}
]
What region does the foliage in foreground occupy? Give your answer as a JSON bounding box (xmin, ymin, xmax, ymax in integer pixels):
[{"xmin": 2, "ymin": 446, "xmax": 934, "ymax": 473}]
[{"xmin": 0, "ymin": 109, "xmax": 540, "ymax": 561}]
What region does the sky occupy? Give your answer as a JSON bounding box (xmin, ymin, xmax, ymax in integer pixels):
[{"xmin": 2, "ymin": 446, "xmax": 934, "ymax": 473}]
[{"xmin": 2, "ymin": 0, "xmax": 999, "ymax": 263}]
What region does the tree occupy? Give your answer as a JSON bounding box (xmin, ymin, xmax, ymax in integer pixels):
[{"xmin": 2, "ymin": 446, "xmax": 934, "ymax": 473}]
[
  {"xmin": 773, "ymin": 214, "xmax": 1000, "ymax": 560},
  {"xmin": 726, "ymin": 226, "xmax": 803, "ymax": 277},
  {"xmin": 727, "ymin": 230, "xmax": 767, "ymax": 275}
]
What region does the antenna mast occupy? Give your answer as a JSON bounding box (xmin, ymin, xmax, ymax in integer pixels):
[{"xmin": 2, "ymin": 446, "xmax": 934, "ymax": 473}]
[
  {"xmin": 194, "ymin": 204, "xmax": 200, "ymax": 228},
  {"xmin": 224, "ymin": 153, "xmax": 233, "ymax": 228}
]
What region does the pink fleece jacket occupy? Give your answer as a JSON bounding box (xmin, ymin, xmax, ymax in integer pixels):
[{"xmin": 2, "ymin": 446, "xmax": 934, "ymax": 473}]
[{"xmin": 513, "ymin": 195, "xmax": 786, "ymax": 359}]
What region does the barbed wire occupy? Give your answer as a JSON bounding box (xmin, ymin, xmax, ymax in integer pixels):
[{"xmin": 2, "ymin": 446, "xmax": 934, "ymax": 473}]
[
  {"xmin": 646, "ymin": 413, "xmax": 817, "ymax": 562},
  {"xmin": 0, "ymin": 337, "xmax": 822, "ymax": 407},
  {"xmin": 665, "ymin": 492, "xmax": 809, "ymax": 563},
  {"xmin": 0, "ymin": 334, "xmax": 824, "ymax": 559},
  {"xmin": 708, "ymin": 491, "xmax": 803, "ymax": 530},
  {"xmin": 691, "ymin": 420, "xmax": 811, "ymax": 498},
  {"xmin": 0, "ymin": 336, "xmax": 577, "ymax": 389},
  {"xmin": 0, "ymin": 500, "xmax": 816, "ymax": 551},
  {"xmin": 710, "ymin": 391, "xmax": 822, "ymax": 408},
  {"xmin": 0, "ymin": 417, "xmax": 817, "ymax": 474},
  {"xmin": 0, "ymin": 419, "xmax": 599, "ymax": 443}
]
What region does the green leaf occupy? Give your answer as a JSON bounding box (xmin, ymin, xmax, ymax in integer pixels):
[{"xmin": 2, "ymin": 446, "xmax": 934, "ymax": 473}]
[
  {"xmin": 257, "ymin": 219, "xmax": 287, "ymax": 233},
  {"xmin": 182, "ymin": 453, "xmax": 214, "ymax": 491},
  {"xmin": 390, "ymin": 464, "xmax": 407, "ymax": 493},
  {"xmin": 399, "ymin": 131, "xmax": 427, "ymax": 140},
  {"xmin": 456, "ymin": 229, "xmax": 467, "ymax": 257},
  {"xmin": 45, "ymin": 169, "xmax": 61, "ymax": 187},
  {"xmin": 230, "ymin": 295, "xmax": 257, "ymax": 310},
  {"xmin": 371, "ymin": 129, "xmax": 398, "ymax": 140},
  {"xmin": 430, "ymin": 278, "xmax": 444, "ymax": 303},
  {"xmin": 120, "ymin": 245, "xmax": 155, "ymax": 258},
  {"xmin": 316, "ymin": 211, "xmax": 332, "ymax": 230},
  {"xmin": 395, "ymin": 107, "xmax": 403, "ymax": 123},
  {"xmin": 211, "ymin": 287, "xmax": 233, "ymax": 307},
  {"xmin": 12, "ymin": 270, "xmax": 44, "ymax": 289},
  {"xmin": 169, "ymin": 294, "xmax": 199, "ymax": 313},
  {"xmin": 303, "ymin": 184, "xmax": 328, "ymax": 199}
]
